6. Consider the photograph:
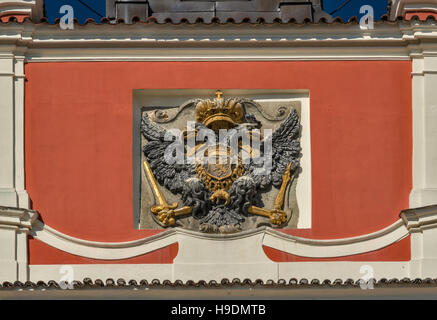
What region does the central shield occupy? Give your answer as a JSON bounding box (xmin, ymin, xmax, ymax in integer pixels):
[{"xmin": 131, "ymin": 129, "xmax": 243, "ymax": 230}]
[
  {"xmin": 206, "ymin": 152, "xmax": 232, "ymax": 181},
  {"xmin": 196, "ymin": 146, "xmax": 244, "ymax": 191}
]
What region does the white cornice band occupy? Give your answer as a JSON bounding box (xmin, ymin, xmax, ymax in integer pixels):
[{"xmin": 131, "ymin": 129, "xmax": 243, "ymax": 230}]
[
  {"xmin": 0, "ymin": 20, "xmax": 436, "ymax": 61},
  {"xmin": 0, "ymin": 0, "xmax": 35, "ymax": 16},
  {"xmin": 0, "ymin": 206, "xmax": 38, "ymax": 230}
]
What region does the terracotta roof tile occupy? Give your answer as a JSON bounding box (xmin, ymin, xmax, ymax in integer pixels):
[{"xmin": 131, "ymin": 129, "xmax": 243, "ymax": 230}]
[
  {"xmin": 409, "ymin": 14, "xmax": 437, "ymax": 21},
  {"xmin": 2, "ymin": 278, "xmax": 437, "ymax": 290},
  {"xmin": 0, "ymin": 15, "xmax": 420, "ymax": 26}
]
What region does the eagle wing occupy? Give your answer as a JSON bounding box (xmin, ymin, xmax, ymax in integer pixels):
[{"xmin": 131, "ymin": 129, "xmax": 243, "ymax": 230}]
[
  {"xmin": 141, "ymin": 113, "xmax": 195, "ymax": 194},
  {"xmin": 247, "ymin": 109, "xmax": 301, "ymax": 190}
]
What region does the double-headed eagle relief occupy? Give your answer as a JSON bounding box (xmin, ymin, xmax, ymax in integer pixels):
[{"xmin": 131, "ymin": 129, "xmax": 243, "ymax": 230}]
[{"xmin": 141, "ymin": 91, "xmax": 301, "ymax": 233}]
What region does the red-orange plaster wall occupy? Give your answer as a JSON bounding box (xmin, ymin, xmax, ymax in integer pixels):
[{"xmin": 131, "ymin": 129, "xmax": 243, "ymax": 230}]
[{"xmin": 25, "ymin": 61, "xmax": 412, "ymax": 263}]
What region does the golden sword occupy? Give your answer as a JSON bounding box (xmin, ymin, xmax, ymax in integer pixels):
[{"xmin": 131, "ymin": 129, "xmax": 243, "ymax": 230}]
[
  {"xmin": 143, "ymin": 160, "xmax": 192, "ymax": 226},
  {"xmin": 248, "ymin": 162, "xmax": 293, "ymax": 225},
  {"xmin": 274, "ymin": 162, "xmax": 293, "ymax": 211}
]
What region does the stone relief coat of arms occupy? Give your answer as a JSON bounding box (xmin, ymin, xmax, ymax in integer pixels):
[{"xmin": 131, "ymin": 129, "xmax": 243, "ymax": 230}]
[{"xmin": 140, "ymin": 91, "xmax": 301, "ymax": 233}]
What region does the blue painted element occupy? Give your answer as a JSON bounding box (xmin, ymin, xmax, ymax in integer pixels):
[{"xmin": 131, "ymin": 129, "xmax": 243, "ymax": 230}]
[
  {"xmin": 45, "ymin": 0, "xmax": 106, "ymax": 24},
  {"xmin": 44, "ymin": 0, "xmax": 389, "ymax": 24},
  {"xmin": 323, "ymin": 0, "xmax": 389, "ymax": 21}
]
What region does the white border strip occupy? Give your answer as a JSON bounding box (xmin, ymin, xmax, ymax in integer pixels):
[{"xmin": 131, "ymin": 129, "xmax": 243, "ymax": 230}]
[
  {"xmin": 263, "ymin": 220, "xmax": 409, "ymax": 258},
  {"xmin": 30, "ymin": 219, "xmax": 409, "ymax": 260},
  {"xmin": 31, "ymin": 220, "xmax": 178, "ymax": 260},
  {"xmin": 28, "ymin": 261, "xmax": 410, "ymax": 283}
]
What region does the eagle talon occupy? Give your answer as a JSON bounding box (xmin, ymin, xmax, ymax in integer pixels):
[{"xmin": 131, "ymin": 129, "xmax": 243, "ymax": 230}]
[
  {"xmin": 158, "ymin": 209, "xmax": 176, "ymax": 226},
  {"xmin": 247, "ymin": 206, "xmax": 287, "ymax": 225},
  {"xmin": 269, "ymin": 209, "xmax": 287, "ymax": 225}
]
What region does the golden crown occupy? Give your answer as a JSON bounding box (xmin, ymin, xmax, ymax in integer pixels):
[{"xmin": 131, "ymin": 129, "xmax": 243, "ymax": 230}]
[{"xmin": 195, "ymin": 91, "xmax": 244, "ymax": 129}]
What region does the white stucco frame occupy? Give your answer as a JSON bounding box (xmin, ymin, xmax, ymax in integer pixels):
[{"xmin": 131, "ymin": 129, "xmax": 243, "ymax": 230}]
[
  {"xmin": 0, "ymin": 47, "xmax": 28, "ymax": 209},
  {"xmin": 23, "ymin": 205, "xmax": 437, "ymax": 282}
]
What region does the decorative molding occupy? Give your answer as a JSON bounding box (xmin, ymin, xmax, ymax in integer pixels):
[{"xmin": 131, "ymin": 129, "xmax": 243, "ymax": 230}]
[
  {"xmin": 0, "ymin": 53, "xmax": 29, "ymax": 209},
  {"xmin": 0, "ymin": 20, "xmax": 437, "ymax": 62},
  {"xmin": 31, "ymin": 206, "xmax": 437, "ymax": 282},
  {"xmin": 0, "ymin": 206, "xmax": 38, "ymax": 230},
  {"xmin": 29, "ymin": 217, "xmax": 413, "ymax": 282},
  {"xmin": 0, "ymin": 206, "xmax": 38, "ymax": 282},
  {"xmin": 263, "ymin": 220, "xmax": 409, "ymax": 258},
  {"xmin": 401, "ymin": 205, "xmax": 437, "ymax": 232},
  {"xmin": 23, "ymin": 48, "xmax": 412, "ymax": 62},
  {"xmin": 31, "ymin": 220, "xmax": 178, "ymax": 260},
  {"xmin": 0, "ymin": 0, "xmax": 36, "ymax": 18},
  {"xmin": 0, "ymin": 20, "xmax": 419, "ymax": 62},
  {"xmin": 399, "ymin": 205, "xmax": 437, "ymax": 278},
  {"xmin": 404, "ymin": 22, "xmax": 437, "ymax": 209},
  {"xmin": 31, "ymin": 218, "xmax": 409, "ymax": 260}
]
